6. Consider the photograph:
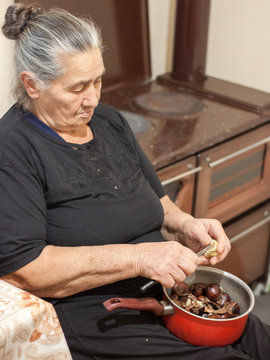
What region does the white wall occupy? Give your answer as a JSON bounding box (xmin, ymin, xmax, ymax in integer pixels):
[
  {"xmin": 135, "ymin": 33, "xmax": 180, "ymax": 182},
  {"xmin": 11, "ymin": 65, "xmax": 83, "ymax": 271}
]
[
  {"xmin": 206, "ymin": 0, "xmax": 270, "ymax": 92},
  {"xmin": 149, "ymin": 0, "xmax": 270, "ymax": 93},
  {"xmin": 0, "ymin": 0, "xmax": 15, "ymax": 117},
  {"xmin": 148, "ymin": 0, "xmax": 176, "ymax": 79}
]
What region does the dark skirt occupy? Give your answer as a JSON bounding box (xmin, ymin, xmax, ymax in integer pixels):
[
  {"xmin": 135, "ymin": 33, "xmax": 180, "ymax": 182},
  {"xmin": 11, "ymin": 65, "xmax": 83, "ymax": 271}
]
[{"xmin": 53, "ymin": 278, "xmax": 270, "ymax": 360}]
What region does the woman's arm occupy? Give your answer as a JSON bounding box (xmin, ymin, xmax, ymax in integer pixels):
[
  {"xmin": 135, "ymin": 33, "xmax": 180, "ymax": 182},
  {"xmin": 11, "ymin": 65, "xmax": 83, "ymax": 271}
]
[
  {"xmin": 1, "ymin": 244, "xmax": 138, "ymax": 298},
  {"xmin": 160, "ymin": 195, "xmax": 231, "ymax": 266},
  {"xmin": 1, "ymin": 239, "xmax": 199, "ymax": 298},
  {"xmin": 1, "ymin": 196, "xmax": 230, "ymax": 298}
]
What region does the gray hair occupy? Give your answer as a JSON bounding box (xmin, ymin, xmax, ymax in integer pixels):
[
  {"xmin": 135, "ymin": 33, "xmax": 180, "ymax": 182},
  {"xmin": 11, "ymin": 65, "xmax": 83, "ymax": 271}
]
[{"xmin": 2, "ymin": 3, "xmax": 103, "ymax": 106}]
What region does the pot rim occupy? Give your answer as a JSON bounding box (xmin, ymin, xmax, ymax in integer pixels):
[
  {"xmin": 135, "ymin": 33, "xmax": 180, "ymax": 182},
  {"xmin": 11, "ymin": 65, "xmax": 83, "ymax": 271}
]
[{"xmin": 163, "ymin": 266, "xmax": 255, "ymax": 322}]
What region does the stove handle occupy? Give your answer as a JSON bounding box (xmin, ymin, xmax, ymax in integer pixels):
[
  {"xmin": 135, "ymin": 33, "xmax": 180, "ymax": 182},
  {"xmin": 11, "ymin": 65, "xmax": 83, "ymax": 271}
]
[
  {"xmin": 207, "ymin": 136, "xmax": 270, "ymax": 168},
  {"xmin": 161, "ymin": 166, "xmax": 202, "ymax": 186},
  {"xmin": 230, "ymin": 213, "xmax": 270, "ymax": 244}
]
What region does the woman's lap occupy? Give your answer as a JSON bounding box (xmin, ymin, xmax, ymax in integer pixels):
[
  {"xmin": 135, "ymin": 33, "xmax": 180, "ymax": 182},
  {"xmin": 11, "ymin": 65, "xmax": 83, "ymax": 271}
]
[{"xmin": 55, "ymin": 297, "xmax": 270, "ymax": 360}]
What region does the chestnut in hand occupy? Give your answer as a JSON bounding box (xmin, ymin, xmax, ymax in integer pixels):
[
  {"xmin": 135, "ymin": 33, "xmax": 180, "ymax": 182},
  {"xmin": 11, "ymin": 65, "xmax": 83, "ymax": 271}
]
[{"xmin": 203, "ymin": 283, "xmax": 222, "ymax": 301}]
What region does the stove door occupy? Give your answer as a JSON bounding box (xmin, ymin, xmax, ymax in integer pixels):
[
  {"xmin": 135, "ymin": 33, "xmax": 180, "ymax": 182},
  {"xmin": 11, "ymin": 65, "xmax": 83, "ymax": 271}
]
[
  {"xmin": 194, "ymin": 123, "xmax": 270, "ymax": 223},
  {"xmin": 216, "ymin": 202, "xmax": 270, "ymax": 285}
]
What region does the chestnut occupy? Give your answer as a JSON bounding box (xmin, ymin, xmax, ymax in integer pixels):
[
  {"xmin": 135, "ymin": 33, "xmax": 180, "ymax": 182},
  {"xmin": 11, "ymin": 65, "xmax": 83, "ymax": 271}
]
[
  {"xmin": 173, "ymin": 282, "xmax": 190, "ymax": 296},
  {"xmin": 203, "ymin": 283, "xmax": 222, "ymax": 301},
  {"xmin": 208, "ymin": 314, "xmax": 222, "ymax": 319},
  {"xmin": 228, "ymin": 301, "xmax": 240, "ymax": 314},
  {"xmin": 192, "ymin": 283, "xmax": 207, "ymax": 298},
  {"xmin": 170, "ymin": 293, "xmax": 178, "ymax": 302},
  {"xmin": 197, "ymin": 295, "xmax": 208, "ymax": 302},
  {"xmin": 217, "ymin": 292, "xmax": 231, "ymax": 306},
  {"xmin": 197, "ymin": 307, "xmax": 205, "ymax": 316},
  {"xmin": 220, "ymin": 312, "xmax": 234, "ymax": 319},
  {"xmin": 170, "ymin": 280, "xmax": 240, "ymax": 319}
]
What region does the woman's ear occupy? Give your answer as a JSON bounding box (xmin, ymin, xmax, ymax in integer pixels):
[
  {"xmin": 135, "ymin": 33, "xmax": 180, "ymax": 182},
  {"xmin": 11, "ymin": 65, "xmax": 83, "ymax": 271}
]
[{"xmin": 20, "ymin": 71, "xmax": 40, "ymax": 99}]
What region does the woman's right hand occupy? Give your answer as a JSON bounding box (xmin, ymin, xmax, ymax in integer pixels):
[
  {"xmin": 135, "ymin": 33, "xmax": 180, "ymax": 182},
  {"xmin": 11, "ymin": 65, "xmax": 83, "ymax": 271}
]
[{"xmin": 133, "ymin": 241, "xmax": 199, "ymax": 288}]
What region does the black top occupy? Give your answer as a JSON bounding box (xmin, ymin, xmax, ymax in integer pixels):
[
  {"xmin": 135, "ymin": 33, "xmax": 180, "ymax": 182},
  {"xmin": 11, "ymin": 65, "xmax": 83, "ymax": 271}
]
[
  {"xmin": 0, "ymin": 103, "xmax": 164, "ymax": 278},
  {"xmin": 0, "ymin": 103, "xmax": 168, "ymax": 358},
  {"xmin": 24, "ymin": 109, "xmax": 65, "ymax": 141}
]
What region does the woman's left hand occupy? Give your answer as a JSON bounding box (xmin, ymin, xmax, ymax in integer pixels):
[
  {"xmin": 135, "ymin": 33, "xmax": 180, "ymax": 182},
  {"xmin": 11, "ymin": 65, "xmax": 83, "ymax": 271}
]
[
  {"xmin": 160, "ymin": 195, "xmax": 231, "ymax": 266},
  {"xmin": 177, "ymin": 216, "xmax": 231, "ymax": 266}
]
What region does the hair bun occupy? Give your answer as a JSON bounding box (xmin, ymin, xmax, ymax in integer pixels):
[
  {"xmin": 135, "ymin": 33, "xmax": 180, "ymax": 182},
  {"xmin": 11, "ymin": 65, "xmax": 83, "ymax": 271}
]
[{"xmin": 2, "ymin": 3, "xmax": 43, "ymax": 40}]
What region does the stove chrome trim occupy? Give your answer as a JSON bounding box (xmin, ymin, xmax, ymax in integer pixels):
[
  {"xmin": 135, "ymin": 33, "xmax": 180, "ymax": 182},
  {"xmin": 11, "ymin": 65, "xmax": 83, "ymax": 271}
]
[
  {"xmin": 230, "ymin": 214, "xmax": 270, "ymax": 244},
  {"xmin": 161, "ymin": 166, "xmax": 202, "ymax": 186},
  {"xmin": 208, "ymin": 136, "xmax": 270, "ymax": 168}
]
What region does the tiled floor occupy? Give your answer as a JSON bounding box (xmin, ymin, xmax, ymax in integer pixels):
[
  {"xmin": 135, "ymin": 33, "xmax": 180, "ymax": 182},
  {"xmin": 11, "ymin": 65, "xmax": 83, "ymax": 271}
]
[{"xmin": 251, "ymin": 293, "xmax": 270, "ymax": 325}]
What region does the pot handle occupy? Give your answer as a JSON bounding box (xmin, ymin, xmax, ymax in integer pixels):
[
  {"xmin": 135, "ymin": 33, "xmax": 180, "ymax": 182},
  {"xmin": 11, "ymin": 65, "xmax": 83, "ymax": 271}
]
[{"xmin": 103, "ymin": 297, "xmax": 165, "ymax": 316}]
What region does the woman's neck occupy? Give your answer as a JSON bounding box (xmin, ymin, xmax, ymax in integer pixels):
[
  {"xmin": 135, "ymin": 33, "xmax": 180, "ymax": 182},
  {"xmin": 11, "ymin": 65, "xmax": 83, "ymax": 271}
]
[
  {"xmin": 56, "ymin": 125, "xmax": 94, "ymax": 144},
  {"xmin": 27, "ymin": 104, "xmax": 94, "ymax": 144}
]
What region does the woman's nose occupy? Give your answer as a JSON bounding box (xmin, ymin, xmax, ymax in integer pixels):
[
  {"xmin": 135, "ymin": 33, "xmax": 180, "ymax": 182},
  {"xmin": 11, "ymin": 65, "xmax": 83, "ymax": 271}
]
[{"xmin": 82, "ymin": 85, "xmax": 99, "ymax": 108}]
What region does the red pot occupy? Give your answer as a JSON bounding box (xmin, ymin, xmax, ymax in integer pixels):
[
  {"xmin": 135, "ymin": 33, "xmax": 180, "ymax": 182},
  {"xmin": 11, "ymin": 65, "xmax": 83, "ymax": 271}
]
[{"xmin": 103, "ymin": 266, "xmax": 255, "ymax": 347}]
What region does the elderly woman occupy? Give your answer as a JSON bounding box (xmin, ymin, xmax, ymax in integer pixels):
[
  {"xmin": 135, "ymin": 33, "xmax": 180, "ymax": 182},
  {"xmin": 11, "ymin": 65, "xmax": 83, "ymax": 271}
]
[{"xmin": 1, "ymin": 3, "xmax": 269, "ymax": 360}]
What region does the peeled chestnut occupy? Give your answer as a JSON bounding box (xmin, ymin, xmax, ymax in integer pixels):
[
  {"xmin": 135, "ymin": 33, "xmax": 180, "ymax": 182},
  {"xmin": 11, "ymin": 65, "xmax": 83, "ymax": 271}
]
[
  {"xmin": 173, "ymin": 282, "xmax": 190, "ymax": 296},
  {"xmin": 217, "ymin": 292, "xmax": 231, "ymax": 306},
  {"xmin": 203, "ymin": 283, "xmax": 222, "ymax": 301},
  {"xmin": 192, "ymin": 283, "xmax": 207, "ymax": 298}
]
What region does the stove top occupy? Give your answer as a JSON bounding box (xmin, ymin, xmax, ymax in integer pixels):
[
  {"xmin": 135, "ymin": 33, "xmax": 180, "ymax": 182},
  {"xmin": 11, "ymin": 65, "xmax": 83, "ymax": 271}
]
[{"xmin": 101, "ymin": 79, "xmax": 266, "ymax": 169}]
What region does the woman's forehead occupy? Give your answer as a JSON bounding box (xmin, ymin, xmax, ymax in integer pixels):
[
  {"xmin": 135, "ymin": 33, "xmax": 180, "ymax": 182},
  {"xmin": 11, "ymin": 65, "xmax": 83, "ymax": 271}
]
[{"xmin": 56, "ymin": 48, "xmax": 104, "ymax": 84}]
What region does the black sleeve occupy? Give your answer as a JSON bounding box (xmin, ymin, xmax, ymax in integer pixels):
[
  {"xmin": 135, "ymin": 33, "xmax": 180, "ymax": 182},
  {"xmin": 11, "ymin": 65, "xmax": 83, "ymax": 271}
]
[
  {"xmin": 0, "ymin": 165, "xmax": 47, "ymax": 276},
  {"xmin": 135, "ymin": 140, "xmax": 165, "ymax": 198}
]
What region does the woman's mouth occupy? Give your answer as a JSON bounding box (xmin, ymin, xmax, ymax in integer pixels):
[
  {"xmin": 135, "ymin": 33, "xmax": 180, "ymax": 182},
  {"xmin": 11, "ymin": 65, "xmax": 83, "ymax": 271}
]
[{"xmin": 79, "ymin": 110, "xmax": 92, "ymax": 117}]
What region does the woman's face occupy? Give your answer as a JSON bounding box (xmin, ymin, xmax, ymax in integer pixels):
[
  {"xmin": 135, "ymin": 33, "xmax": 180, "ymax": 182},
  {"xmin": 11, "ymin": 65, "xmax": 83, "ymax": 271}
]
[{"xmin": 32, "ymin": 47, "xmax": 105, "ymax": 133}]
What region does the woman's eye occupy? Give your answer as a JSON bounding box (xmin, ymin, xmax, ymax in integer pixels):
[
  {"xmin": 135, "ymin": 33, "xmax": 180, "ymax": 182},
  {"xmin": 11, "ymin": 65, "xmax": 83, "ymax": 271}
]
[{"xmin": 73, "ymin": 87, "xmax": 84, "ymax": 93}]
